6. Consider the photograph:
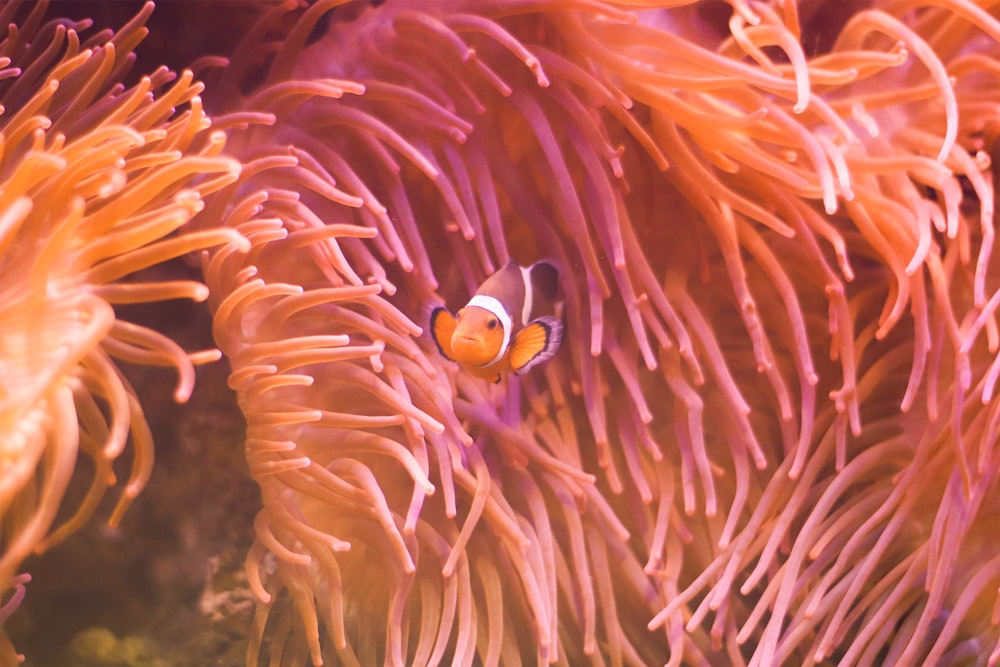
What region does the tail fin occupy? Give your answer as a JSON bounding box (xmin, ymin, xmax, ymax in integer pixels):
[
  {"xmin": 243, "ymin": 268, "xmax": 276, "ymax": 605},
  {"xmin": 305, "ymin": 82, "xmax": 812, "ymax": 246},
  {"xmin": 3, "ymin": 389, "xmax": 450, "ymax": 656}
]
[{"xmin": 529, "ymin": 261, "xmax": 560, "ymax": 304}]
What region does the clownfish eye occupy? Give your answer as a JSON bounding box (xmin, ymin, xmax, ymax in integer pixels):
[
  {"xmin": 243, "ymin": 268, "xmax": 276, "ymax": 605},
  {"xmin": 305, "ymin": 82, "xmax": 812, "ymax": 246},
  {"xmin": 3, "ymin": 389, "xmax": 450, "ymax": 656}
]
[{"xmin": 487, "ymin": 317, "xmax": 498, "ymax": 330}]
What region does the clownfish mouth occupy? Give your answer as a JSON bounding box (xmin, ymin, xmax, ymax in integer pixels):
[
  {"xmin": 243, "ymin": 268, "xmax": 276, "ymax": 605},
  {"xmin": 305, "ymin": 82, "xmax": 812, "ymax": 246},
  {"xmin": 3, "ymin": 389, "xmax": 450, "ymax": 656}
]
[
  {"xmin": 453, "ymin": 332, "xmax": 489, "ymax": 350},
  {"xmin": 451, "ymin": 335, "xmax": 495, "ymax": 365}
]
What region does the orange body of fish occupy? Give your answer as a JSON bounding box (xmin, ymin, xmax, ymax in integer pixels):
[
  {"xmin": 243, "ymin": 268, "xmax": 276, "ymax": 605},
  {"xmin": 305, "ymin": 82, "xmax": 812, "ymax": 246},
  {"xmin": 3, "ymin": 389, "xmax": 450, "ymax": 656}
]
[{"xmin": 430, "ymin": 261, "xmax": 564, "ymax": 383}]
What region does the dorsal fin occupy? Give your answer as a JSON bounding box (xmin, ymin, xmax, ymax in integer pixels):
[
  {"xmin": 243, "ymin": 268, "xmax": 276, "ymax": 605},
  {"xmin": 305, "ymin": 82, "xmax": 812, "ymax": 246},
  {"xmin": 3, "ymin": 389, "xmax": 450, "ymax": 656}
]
[{"xmin": 473, "ymin": 261, "xmax": 524, "ymax": 327}]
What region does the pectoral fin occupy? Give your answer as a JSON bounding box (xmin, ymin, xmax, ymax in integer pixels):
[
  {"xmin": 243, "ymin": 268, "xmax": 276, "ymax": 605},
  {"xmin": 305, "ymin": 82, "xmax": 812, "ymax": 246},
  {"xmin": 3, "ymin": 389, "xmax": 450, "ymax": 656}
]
[
  {"xmin": 430, "ymin": 307, "xmax": 457, "ymax": 360},
  {"xmin": 510, "ymin": 316, "xmax": 563, "ymax": 375}
]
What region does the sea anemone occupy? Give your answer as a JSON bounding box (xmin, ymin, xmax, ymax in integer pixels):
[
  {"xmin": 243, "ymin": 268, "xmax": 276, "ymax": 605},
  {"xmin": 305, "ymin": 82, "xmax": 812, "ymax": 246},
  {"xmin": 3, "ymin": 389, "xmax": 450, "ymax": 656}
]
[
  {"xmin": 5, "ymin": 0, "xmax": 1000, "ymax": 665},
  {"xmin": 0, "ymin": 1, "xmax": 245, "ymax": 656},
  {"xmin": 197, "ymin": 0, "xmax": 1000, "ymax": 664}
]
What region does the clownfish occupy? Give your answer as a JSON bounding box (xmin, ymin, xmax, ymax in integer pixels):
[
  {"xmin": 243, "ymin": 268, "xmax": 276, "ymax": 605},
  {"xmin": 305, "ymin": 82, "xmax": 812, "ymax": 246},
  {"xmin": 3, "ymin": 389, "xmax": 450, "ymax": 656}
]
[{"xmin": 431, "ymin": 261, "xmax": 563, "ymax": 383}]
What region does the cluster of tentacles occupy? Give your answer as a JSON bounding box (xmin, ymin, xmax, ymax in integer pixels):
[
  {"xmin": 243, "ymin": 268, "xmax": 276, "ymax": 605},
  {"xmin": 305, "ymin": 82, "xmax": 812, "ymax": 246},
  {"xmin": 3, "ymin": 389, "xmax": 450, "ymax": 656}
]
[
  {"xmin": 194, "ymin": 1, "xmax": 1000, "ymax": 665},
  {"xmin": 4, "ymin": 0, "xmax": 1000, "ymax": 666},
  {"xmin": 0, "ymin": 2, "xmax": 244, "ymax": 661}
]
